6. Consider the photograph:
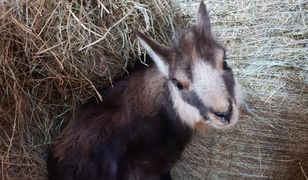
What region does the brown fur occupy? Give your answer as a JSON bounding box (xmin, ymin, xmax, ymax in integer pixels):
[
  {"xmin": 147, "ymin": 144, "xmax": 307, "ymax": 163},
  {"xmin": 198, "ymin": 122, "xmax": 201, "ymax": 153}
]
[{"xmin": 47, "ymin": 1, "xmax": 241, "ymax": 179}]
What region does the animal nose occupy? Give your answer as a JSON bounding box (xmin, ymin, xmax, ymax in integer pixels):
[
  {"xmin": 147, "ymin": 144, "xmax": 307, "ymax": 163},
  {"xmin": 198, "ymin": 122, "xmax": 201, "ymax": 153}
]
[
  {"xmin": 212, "ymin": 101, "xmax": 233, "ymax": 124},
  {"xmin": 214, "ymin": 110, "xmax": 232, "ymax": 124}
]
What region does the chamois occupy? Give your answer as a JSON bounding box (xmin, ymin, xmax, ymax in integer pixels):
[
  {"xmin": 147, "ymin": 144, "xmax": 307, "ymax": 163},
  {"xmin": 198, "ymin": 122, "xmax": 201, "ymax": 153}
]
[{"xmin": 47, "ymin": 1, "xmax": 243, "ymax": 180}]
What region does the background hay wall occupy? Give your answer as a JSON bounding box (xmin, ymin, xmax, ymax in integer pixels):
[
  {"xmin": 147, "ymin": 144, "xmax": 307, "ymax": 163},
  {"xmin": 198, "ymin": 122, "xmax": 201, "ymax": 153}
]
[
  {"xmin": 0, "ymin": 0, "xmax": 180, "ymax": 179},
  {"xmin": 0, "ymin": 0, "xmax": 307, "ymax": 180}
]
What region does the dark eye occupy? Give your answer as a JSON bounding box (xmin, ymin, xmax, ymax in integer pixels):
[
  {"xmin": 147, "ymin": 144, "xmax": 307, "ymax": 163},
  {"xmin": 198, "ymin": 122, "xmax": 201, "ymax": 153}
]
[
  {"xmin": 223, "ymin": 61, "xmax": 228, "ymax": 70},
  {"xmin": 172, "ymin": 78, "xmax": 184, "ymax": 90}
]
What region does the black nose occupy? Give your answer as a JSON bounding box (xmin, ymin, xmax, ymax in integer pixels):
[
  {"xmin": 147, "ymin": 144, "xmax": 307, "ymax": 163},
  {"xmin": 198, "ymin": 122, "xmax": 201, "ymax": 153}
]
[
  {"xmin": 213, "ymin": 104, "xmax": 233, "ymax": 124},
  {"xmin": 214, "ymin": 111, "xmax": 229, "ymax": 118},
  {"xmin": 213, "ymin": 100, "xmax": 233, "ymax": 124},
  {"xmin": 214, "ymin": 111, "xmax": 231, "ymax": 124}
]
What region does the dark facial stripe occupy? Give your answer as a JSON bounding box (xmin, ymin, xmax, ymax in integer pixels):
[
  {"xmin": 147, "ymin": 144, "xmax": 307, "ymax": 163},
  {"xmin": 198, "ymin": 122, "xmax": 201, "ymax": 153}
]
[
  {"xmin": 222, "ymin": 70, "xmax": 235, "ymax": 103},
  {"xmin": 184, "ymin": 65, "xmax": 193, "ymax": 82},
  {"xmin": 181, "ymin": 91, "xmax": 209, "ymax": 120}
]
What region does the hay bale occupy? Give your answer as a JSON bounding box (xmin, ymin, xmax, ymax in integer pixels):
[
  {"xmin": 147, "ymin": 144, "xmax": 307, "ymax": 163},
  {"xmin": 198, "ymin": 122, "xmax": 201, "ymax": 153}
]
[
  {"xmin": 0, "ymin": 0, "xmax": 307, "ymax": 179},
  {"xmin": 0, "ymin": 0, "xmax": 181, "ymax": 179},
  {"xmin": 173, "ymin": 0, "xmax": 308, "ymax": 179}
]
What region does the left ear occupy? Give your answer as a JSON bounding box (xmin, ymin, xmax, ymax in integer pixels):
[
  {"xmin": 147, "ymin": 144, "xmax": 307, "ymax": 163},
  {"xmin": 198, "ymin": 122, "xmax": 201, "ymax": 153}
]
[
  {"xmin": 196, "ymin": 1, "xmax": 212, "ymax": 37},
  {"xmin": 135, "ymin": 31, "xmax": 171, "ymax": 77}
]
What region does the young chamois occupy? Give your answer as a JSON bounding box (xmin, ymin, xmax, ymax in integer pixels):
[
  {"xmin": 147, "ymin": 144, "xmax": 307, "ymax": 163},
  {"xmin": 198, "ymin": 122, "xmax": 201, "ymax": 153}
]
[{"xmin": 47, "ymin": 1, "xmax": 242, "ymax": 180}]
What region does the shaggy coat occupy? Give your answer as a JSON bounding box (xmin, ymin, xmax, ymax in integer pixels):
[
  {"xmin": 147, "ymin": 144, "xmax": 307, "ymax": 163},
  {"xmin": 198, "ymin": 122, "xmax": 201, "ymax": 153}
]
[
  {"xmin": 47, "ymin": 1, "xmax": 242, "ymax": 180},
  {"xmin": 48, "ymin": 66, "xmax": 193, "ymax": 180}
]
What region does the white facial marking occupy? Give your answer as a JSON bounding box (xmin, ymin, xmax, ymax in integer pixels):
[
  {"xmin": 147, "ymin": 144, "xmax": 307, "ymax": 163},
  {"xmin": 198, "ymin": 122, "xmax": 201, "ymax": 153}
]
[
  {"xmin": 168, "ymin": 59, "xmax": 243, "ymax": 129},
  {"xmin": 192, "ymin": 60, "xmax": 229, "ymax": 113},
  {"xmin": 168, "ymin": 83, "xmax": 202, "ymax": 127},
  {"xmin": 138, "ymin": 38, "xmax": 169, "ymax": 76},
  {"xmin": 215, "ymin": 49, "xmax": 224, "ymax": 70}
]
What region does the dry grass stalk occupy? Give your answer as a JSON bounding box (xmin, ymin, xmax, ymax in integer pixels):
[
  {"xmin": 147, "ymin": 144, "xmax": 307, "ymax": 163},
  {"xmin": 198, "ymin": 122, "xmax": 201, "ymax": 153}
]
[
  {"xmin": 0, "ymin": 0, "xmax": 181, "ymax": 179},
  {"xmin": 0, "ymin": 0, "xmax": 307, "ymax": 179}
]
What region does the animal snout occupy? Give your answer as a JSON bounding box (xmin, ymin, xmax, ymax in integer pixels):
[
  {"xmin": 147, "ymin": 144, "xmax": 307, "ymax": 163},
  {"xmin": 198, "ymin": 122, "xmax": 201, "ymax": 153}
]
[
  {"xmin": 213, "ymin": 111, "xmax": 230, "ymax": 124},
  {"xmin": 213, "ymin": 103, "xmax": 233, "ymax": 124}
]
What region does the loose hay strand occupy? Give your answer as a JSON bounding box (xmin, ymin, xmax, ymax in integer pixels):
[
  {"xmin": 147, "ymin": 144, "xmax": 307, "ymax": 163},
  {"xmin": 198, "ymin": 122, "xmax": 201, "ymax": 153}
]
[
  {"xmin": 0, "ymin": 0, "xmax": 180, "ymax": 179},
  {"xmin": 300, "ymin": 162, "xmax": 308, "ymax": 180},
  {"xmin": 0, "ymin": 0, "xmax": 307, "ymax": 179}
]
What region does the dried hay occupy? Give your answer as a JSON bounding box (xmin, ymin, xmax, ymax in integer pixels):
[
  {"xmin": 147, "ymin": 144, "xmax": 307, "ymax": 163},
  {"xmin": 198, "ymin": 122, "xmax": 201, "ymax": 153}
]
[
  {"xmin": 0, "ymin": 0, "xmax": 307, "ymax": 180},
  {"xmin": 0, "ymin": 0, "xmax": 180, "ymax": 179},
  {"xmin": 172, "ymin": 0, "xmax": 308, "ymax": 179}
]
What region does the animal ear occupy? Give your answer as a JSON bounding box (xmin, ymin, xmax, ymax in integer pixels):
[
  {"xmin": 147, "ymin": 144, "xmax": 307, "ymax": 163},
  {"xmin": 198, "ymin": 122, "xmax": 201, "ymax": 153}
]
[
  {"xmin": 135, "ymin": 31, "xmax": 170, "ymax": 76},
  {"xmin": 196, "ymin": 1, "xmax": 212, "ymax": 37}
]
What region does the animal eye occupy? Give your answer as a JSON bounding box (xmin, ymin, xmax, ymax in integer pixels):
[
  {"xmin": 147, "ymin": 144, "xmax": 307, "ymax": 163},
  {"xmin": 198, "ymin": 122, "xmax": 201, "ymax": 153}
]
[
  {"xmin": 172, "ymin": 78, "xmax": 184, "ymax": 90},
  {"xmin": 223, "ymin": 61, "xmax": 228, "ymax": 70}
]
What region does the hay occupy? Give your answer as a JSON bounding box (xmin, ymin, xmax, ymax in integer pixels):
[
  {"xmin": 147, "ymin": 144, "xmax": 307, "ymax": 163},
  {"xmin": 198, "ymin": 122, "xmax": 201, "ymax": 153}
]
[
  {"xmin": 0, "ymin": 0, "xmax": 180, "ymax": 179},
  {"xmin": 0, "ymin": 0, "xmax": 307, "ymax": 179},
  {"xmin": 172, "ymin": 0, "xmax": 308, "ymax": 179}
]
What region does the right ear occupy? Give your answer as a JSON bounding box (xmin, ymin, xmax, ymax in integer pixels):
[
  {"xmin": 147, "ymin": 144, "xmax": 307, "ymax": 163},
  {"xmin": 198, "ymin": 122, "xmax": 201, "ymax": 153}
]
[
  {"xmin": 135, "ymin": 31, "xmax": 171, "ymax": 77},
  {"xmin": 196, "ymin": 0, "xmax": 212, "ymax": 38}
]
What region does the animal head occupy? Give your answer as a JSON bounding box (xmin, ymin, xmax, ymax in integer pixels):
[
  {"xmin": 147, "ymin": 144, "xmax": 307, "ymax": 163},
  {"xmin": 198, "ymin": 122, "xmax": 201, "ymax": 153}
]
[{"xmin": 136, "ymin": 1, "xmax": 243, "ymax": 129}]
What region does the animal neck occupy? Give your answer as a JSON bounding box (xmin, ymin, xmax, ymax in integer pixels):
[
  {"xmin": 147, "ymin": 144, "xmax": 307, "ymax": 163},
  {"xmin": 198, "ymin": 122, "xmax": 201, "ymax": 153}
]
[{"xmin": 143, "ymin": 67, "xmax": 168, "ymax": 100}]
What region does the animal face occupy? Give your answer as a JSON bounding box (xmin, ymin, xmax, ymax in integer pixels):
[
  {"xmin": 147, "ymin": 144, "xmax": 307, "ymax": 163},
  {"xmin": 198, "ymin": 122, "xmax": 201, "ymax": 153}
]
[{"xmin": 136, "ymin": 1, "xmax": 243, "ymax": 129}]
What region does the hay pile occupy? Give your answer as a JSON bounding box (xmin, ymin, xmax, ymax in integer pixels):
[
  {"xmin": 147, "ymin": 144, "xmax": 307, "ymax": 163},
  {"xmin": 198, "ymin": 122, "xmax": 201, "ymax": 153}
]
[
  {"xmin": 0, "ymin": 0, "xmax": 180, "ymax": 179},
  {"xmin": 0, "ymin": 0, "xmax": 307, "ymax": 179},
  {"xmin": 173, "ymin": 0, "xmax": 308, "ymax": 179}
]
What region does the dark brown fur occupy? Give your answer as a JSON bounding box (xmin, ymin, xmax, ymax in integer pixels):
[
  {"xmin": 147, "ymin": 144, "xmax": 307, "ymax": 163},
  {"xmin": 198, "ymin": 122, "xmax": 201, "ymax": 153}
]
[
  {"xmin": 47, "ymin": 1, "xmax": 239, "ymax": 179},
  {"xmin": 48, "ymin": 67, "xmax": 193, "ymax": 180}
]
